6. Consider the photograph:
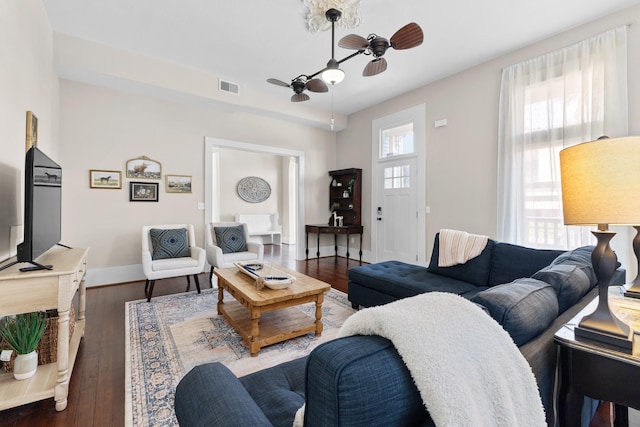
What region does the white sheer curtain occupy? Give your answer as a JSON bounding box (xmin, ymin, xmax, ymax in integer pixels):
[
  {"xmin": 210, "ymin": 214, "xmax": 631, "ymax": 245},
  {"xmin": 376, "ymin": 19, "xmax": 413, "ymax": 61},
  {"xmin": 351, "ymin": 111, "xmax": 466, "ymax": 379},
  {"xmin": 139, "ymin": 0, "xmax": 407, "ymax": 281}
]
[{"xmin": 497, "ymin": 26, "xmax": 628, "ymax": 249}]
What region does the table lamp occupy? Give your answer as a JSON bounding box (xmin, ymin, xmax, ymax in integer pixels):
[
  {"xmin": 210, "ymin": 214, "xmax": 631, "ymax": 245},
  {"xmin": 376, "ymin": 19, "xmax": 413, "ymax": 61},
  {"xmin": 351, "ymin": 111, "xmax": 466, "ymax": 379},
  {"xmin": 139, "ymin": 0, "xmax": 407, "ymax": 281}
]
[{"xmin": 559, "ymin": 136, "xmax": 640, "ymax": 352}]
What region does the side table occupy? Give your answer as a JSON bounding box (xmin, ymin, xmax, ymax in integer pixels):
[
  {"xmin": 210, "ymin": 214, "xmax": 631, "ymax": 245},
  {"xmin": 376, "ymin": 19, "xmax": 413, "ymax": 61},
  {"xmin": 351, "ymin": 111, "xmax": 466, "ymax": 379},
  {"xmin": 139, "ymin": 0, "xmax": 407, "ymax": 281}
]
[
  {"xmin": 305, "ymin": 224, "xmax": 363, "ymax": 263},
  {"xmin": 554, "ymin": 289, "xmax": 640, "ymax": 427}
]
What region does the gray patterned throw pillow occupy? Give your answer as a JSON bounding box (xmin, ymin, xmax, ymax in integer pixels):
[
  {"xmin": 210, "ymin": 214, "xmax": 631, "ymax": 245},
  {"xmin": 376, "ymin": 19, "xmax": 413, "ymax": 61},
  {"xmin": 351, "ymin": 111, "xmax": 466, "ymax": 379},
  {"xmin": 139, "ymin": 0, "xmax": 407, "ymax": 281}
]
[
  {"xmin": 150, "ymin": 228, "xmax": 190, "ymax": 260},
  {"xmin": 214, "ymin": 225, "xmax": 248, "ymax": 254}
]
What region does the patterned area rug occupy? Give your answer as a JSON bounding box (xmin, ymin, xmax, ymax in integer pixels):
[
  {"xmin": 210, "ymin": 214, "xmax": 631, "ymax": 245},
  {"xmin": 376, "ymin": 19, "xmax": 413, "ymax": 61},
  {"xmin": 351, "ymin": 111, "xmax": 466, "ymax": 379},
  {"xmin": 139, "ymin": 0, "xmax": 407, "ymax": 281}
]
[{"xmin": 125, "ymin": 287, "xmax": 355, "ymax": 427}]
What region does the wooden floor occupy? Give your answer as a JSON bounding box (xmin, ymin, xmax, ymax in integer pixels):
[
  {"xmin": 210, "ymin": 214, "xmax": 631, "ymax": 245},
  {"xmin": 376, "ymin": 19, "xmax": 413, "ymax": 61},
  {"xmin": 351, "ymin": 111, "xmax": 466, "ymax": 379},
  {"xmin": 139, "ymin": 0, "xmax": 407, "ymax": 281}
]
[{"xmin": 0, "ymin": 245, "xmax": 357, "ymax": 427}]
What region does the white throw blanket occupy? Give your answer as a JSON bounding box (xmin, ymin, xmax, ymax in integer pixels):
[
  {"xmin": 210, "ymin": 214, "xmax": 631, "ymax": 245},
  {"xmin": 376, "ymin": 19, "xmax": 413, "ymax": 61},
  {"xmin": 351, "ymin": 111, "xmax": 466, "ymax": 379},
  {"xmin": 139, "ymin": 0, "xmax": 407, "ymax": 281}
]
[
  {"xmin": 438, "ymin": 228, "xmax": 489, "ymax": 267},
  {"xmin": 335, "ymin": 293, "xmax": 546, "ymax": 427}
]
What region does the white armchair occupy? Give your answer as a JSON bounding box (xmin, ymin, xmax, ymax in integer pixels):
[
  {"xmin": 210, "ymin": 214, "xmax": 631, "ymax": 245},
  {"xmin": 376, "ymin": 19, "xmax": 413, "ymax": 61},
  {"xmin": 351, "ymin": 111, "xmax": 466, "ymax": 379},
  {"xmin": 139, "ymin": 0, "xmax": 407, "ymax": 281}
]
[
  {"xmin": 142, "ymin": 224, "xmax": 206, "ymax": 302},
  {"xmin": 207, "ymin": 222, "xmax": 264, "ymax": 285}
]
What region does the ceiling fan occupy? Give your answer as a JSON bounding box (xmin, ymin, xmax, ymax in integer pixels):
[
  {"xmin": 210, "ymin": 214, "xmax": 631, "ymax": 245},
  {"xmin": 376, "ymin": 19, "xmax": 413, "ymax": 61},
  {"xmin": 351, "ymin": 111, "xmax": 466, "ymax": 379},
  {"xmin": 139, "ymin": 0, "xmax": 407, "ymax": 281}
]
[
  {"xmin": 268, "ymin": 8, "xmax": 423, "ymax": 102},
  {"xmin": 339, "ymin": 22, "xmax": 424, "ymax": 76},
  {"xmin": 267, "ymin": 9, "xmax": 345, "ymax": 102},
  {"xmin": 266, "ymin": 75, "xmax": 328, "ymax": 102}
]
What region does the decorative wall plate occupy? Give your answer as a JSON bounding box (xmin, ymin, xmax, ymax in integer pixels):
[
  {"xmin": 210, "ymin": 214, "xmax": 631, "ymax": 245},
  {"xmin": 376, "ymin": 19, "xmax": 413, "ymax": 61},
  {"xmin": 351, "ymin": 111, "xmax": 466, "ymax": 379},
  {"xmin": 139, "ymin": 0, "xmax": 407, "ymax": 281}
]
[{"xmin": 237, "ymin": 176, "xmax": 271, "ymax": 203}]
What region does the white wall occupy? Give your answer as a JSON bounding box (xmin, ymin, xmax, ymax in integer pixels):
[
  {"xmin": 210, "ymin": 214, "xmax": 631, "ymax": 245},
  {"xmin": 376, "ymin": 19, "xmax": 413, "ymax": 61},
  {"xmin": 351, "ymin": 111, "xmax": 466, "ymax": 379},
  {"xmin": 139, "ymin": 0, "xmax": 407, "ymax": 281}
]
[
  {"xmin": 218, "ymin": 148, "xmax": 282, "ymax": 222},
  {"xmin": 57, "ymin": 80, "xmax": 336, "ymax": 286},
  {"xmin": 337, "ymin": 5, "xmax": 640, "ymax": 276},
  {"xmin": 0, "ymin": 0, "xmax": 58, "ymax": 262}
]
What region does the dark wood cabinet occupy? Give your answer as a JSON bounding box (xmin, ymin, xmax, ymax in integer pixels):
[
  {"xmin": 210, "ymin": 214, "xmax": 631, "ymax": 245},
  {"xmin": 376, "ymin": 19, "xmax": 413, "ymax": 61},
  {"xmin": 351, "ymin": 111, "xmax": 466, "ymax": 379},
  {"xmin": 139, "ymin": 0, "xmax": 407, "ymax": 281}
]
[
  {"xmin": 328, "ymin": 168, "xmax": 362, "ymax": 226},
  {"xmin": 305, "ymin": 168, "xmax": 364, "ymax": 263}
]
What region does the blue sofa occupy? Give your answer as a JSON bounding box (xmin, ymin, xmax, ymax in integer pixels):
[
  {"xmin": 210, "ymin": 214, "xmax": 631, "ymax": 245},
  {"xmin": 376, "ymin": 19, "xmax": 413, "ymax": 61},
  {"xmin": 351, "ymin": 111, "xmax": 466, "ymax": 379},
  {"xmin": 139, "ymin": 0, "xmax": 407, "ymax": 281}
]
[
  {"xmin": 174, "ymin": 237, "xmax": 625, "ymax": 427},
  {"xmin": 348, "ymin": 233, "xmax": 569, "ymax": 309}
]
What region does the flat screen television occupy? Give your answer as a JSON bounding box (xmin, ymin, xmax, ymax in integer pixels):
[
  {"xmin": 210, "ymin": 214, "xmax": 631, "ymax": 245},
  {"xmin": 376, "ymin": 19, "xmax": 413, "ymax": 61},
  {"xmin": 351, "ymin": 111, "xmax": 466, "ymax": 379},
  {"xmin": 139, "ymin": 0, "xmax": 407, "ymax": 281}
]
[{"xmin": 0, "ymin": 146, "xmax": 64, "ymax": 272}]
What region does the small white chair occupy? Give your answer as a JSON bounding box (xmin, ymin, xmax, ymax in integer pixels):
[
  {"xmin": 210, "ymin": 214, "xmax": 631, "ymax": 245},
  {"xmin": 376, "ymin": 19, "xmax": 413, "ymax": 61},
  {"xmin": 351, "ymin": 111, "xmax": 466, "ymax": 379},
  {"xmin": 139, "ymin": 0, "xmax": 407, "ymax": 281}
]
[
  {"xmin": 142, "ymin": 224, "xmax": 206, "ymax": 302},
  {"xmin": 207, "ymin": 222, "xmax": 264, "ymax": 285}
]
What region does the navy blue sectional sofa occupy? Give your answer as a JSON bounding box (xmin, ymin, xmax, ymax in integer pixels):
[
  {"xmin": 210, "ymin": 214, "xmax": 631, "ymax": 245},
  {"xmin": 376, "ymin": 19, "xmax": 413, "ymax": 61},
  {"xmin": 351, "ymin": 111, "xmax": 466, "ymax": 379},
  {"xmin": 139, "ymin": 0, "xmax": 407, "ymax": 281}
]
[
  {"xmin": 348, "ymin": 233, "xmax": 568, "ymax": 308},
  {"xmin": 174, "ymin": 235, "xmax": 625, "ymax": 427}
]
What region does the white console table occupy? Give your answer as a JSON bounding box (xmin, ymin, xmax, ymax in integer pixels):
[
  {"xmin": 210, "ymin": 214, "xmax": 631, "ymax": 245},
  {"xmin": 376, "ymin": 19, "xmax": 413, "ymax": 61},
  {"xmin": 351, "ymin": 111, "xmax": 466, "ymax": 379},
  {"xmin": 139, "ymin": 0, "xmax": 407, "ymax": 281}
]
[{"xmin": 0, "ymin": 246, "xmax": 88, "ymax": 411}]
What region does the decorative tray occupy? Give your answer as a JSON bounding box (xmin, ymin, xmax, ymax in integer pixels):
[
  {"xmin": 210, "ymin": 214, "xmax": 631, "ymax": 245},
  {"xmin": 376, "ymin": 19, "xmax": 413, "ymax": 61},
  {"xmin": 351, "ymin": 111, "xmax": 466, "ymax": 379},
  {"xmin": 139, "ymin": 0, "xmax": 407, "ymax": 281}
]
[{"xmin": 234, "ymin": 262, "xmax": 295, "ymax": 290}]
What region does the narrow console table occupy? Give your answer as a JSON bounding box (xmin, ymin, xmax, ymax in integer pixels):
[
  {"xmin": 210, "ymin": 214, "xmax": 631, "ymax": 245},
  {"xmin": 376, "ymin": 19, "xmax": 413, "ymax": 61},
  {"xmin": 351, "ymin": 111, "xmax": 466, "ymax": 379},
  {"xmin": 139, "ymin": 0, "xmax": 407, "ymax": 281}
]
[
  {"xmin": 554, "ymin": 290, "xmax": 640, "ymax": 427},
  {"xmin": 305, "ymin": 224, "xmax": 363, "ymax": 263},
  {"xmin": 0, "ymin": 246, "xmax": 88, "ymax": 412}
]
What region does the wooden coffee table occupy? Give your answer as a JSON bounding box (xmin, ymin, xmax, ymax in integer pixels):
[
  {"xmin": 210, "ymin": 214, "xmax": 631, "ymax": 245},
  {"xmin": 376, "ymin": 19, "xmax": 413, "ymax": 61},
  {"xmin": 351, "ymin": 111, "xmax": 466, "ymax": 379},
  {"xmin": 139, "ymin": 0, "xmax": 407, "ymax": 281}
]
[{"xmin": 214, "ymin": 265, "xmax": 331, "ymax": 356}]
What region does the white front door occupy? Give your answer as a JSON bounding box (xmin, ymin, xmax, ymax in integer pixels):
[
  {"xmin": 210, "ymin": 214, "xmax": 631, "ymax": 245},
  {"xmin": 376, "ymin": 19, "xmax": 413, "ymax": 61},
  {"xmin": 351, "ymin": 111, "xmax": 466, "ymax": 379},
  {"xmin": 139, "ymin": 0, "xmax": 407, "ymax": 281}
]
[
  {"xmin": 376, "ymin": 157, "xmax": 418, "ymax": 263},
  {"xmin": 371, "ymin": 104, "xmax": 426, "ymax": 264}
]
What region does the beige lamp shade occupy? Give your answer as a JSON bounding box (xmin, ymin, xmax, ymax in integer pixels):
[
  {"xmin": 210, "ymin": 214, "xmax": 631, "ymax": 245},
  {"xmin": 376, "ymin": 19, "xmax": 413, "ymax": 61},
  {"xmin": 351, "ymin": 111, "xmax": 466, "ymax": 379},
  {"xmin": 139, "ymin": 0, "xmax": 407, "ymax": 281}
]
[{"xmin": 560, "ymin": 136, "xmax": 640, "ymax": 225}]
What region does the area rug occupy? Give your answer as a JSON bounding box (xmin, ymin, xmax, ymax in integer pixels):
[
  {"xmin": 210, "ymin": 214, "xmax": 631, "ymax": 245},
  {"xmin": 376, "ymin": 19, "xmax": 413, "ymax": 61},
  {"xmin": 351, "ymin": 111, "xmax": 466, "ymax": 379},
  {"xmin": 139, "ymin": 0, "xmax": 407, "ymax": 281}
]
[{"xmin": 124, "ymin": 287, "xmax": 355, "ymax": 427}]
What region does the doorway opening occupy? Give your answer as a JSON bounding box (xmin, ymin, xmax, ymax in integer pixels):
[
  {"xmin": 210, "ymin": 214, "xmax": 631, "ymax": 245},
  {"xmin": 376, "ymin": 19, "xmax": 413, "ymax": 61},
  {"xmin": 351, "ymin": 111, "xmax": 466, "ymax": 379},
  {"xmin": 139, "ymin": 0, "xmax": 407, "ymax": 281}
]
[{"xmin": 204, "ymin": 137, "xmax": 306, "ymax": 260}]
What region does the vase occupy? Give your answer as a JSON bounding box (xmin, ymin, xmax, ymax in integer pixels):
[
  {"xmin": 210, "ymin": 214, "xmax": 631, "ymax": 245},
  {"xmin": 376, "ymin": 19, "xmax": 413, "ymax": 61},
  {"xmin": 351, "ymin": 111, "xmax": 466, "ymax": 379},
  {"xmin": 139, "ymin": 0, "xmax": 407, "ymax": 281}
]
[{"xmin": 13, "ymin": 350, "xmax": 38, "ymax": 380}]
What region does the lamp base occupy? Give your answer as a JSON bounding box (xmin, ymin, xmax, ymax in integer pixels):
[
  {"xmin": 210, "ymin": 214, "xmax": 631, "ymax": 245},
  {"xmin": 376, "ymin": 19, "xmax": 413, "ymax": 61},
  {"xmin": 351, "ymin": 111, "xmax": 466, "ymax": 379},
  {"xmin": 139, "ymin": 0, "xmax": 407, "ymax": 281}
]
[
  {"xmin": 574, "ymin": 229, "xmax": 633, "ymax": 353},
  {"xmin": 574, "ymin": 323, "xmax": 633, "ymax": 353}
]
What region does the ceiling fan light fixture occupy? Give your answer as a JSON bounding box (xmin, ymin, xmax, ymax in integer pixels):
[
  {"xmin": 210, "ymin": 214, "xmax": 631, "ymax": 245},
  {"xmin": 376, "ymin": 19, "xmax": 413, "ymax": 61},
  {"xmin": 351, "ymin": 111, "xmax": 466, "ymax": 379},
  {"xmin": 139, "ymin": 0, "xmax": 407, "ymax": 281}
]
[
  {"xmin": 270, "ymin": 9, "xmax": 423, "ymax": 101},
  {"xmin": 322, "ymin": 59, "xmax": 345, "ymax": 85}
]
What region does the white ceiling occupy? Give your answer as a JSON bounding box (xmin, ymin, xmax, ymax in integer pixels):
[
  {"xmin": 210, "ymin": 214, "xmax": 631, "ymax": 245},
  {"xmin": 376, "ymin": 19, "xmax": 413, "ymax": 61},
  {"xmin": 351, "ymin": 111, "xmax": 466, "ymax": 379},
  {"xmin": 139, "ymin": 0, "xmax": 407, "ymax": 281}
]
[{"xmin": 42, "ymin": 0, "xmax": 640, "ymax": 116}]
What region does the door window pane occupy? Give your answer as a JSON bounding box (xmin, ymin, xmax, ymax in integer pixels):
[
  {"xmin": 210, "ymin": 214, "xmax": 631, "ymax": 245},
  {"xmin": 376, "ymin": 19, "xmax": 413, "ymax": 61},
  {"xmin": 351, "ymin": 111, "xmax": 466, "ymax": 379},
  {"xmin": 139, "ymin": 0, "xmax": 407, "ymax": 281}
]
[{"xmin": 383, "ymin": 165, "xmax": 410, "ymax": 189}]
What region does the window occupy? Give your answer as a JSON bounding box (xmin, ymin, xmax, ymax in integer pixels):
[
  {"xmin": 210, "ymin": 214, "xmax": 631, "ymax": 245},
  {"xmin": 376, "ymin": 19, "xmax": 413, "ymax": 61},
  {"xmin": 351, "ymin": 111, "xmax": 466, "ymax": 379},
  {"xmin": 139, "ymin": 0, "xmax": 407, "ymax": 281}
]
[
  {"xmin": 380, "ymin": 123, "xmax": 414, "ymax": 158},
  {"xmin": 497, "ymin": 27, "xmax": 628, "ymax": 249}
]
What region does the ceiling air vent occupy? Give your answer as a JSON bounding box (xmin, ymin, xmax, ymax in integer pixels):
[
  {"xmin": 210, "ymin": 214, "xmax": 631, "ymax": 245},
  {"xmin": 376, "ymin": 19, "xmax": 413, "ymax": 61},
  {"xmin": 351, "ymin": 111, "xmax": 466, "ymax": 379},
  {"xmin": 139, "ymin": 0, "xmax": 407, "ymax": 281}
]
[{"xmin": 219, "ymin": 79, "xmax": 240, "ymax": 95}]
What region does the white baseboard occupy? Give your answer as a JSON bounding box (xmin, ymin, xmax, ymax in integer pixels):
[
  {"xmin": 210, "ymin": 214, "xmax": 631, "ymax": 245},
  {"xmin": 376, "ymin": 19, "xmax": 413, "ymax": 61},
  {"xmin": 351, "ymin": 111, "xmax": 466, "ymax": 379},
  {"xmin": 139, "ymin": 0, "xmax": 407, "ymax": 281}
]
[
  {"xmin": 282, "ymin": 236, "xmax": 295, "ymax": 245},
  {"xmin": 84, "ymin": 264, "xmax": 145, "ymax": 288},
  {"xmin": 84, "ymin": 247, "xmax": 371, "ymax": 288}
]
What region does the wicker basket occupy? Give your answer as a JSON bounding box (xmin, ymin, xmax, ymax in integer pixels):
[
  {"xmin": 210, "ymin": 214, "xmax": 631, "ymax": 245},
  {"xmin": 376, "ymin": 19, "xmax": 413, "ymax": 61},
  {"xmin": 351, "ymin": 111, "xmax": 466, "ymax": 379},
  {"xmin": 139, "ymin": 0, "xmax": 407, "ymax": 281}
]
[{"xmin": 1, "ymin": 305, "xmax": 76, "ymax": 373}]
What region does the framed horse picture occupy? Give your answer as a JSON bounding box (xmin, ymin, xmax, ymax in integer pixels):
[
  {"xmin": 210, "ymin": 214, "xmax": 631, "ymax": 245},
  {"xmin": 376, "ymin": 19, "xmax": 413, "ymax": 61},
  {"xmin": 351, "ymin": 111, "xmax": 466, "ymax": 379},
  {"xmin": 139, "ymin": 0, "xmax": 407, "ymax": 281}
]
[{"xmin": 90, "ymin": 170, "xmax": 122, "ymax": 189}]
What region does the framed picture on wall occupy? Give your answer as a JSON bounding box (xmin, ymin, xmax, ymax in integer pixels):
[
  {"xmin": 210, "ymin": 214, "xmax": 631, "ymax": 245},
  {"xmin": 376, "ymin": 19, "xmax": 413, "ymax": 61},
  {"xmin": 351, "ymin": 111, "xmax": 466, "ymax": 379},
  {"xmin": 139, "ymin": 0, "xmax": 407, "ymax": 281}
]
[
  {"xmin": 25, "ymin": 111, "xmax": 38, "ymax": 151},
  {"xmin": 126, "ymin": 156, "xmax": 162, "ymax": 179},
  {"xmin": 165, "ymin": 174, "xmax": 192, "ymax": 193},
  {"xmin": 129, "ymin": 181, "xmax": 159, "ymax": 202},
  {"xmin": 89, "ymin": 170, "xmax": 122, "ymax": 189}
]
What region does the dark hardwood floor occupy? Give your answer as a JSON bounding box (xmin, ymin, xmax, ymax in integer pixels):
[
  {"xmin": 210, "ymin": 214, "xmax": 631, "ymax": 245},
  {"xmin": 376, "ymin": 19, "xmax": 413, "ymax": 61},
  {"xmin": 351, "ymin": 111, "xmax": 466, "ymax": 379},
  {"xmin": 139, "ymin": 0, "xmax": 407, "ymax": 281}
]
[{"xmin": 1, "ymin": 244, "xmax": 358, "ymax": 426}]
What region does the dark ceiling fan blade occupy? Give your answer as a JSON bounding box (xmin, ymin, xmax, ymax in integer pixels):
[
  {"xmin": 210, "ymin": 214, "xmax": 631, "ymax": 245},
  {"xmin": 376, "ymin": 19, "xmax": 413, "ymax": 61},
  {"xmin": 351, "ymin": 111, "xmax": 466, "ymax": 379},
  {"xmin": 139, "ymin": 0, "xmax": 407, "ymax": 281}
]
[
  {"xmin": 339, "ymin": 34, "xmax": 369, "ymax": 50},
  {"xmin": 363, "ymin": 58, "xmax": 387, "ymax": 77},
  {"xmin": 306, "ymin": 78, "xmax": 328, "ymax": 93},
  {"xmin": 390, "ymin": 23, "xmax": 423, "ymax": 50},
  {"xmin": 291, "ymin": 93, "xmax": 310, "ymax": 102},
  {"xmin": 267, "ymin": 78, "xmax": 291, "ymax": 88}
]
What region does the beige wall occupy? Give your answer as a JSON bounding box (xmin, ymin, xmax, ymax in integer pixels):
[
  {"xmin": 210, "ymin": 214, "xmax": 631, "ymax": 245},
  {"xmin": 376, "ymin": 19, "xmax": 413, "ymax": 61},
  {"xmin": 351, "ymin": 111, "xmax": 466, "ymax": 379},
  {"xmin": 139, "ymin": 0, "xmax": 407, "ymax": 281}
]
[
  {"xmin": 4, "ymin": 1, "xmax": 640, "ymax": 281},
  {"xmin": 57, "ymin": 80, "xmax": 336, "ymax": 285},
  {"xmin": 337, "ymin": 5, "xmax": 640, "ymax": 267},
  {"xmin": 0, "ymin": 0, "xmax": 58, "ymax": 262}
]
